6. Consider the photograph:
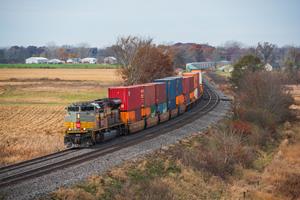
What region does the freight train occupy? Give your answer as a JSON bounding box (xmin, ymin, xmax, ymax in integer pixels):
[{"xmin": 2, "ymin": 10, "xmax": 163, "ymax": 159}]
[{"xmin": 64, "ymin": 71, "xmax": 203, "ymax": 148}]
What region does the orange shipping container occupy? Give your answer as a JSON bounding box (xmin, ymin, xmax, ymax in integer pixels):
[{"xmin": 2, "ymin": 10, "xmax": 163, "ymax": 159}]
[
  {"xmin": 141, "ymin": 107, "xmax": 151, "ymax": 118},
  {"xmin": 176, "ymin": 95, "xmax": 185, "ymax": 105},
  {"xmin": 190, "ymin": 91, "xmax": 195, "ymax": 101},
  {"xmin": 120, "ymin": 111, "xmax": 136, "ymax": 124}
]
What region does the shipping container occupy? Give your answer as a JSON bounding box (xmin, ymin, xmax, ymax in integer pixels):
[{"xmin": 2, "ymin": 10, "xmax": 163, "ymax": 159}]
[
  {"xmin": 182, "ymin": 77, "xmax": 190, "ymax": 94},
  {"xmin": 185, "ymin": 94, "xmax": 190, "ymax": 104},
  {"xmin": 165, "ymin": 76, "xmax": 183, "ymax": 96},
  {"xmin": 108, "ymin": 86, "xmax": 142, "ymax": 111},
  {"xmin": 141, "ymin": 107, "xmax": 151, "ymax": 118},
  {"xmin": 154, "ymin": 78, "xmax": 176, "ymax": 100},
  {"xmin": 182, "ymin": 72, "xmax": 199, "ymax": 89},
  {"xmin": 191, "ymin": 70, "xmax": 203, "ymax": 84},
  {"xmin": 190, "ymin": 91, "xmax": 195, "ymax": 102},
  {"xmin": 150, "ymin": 105, "xmax": 156, "ymax": 118},
  {"xmin": 176, "ymin": 95, "xmax": 185, "ymax": 105},
  {"xmin": 168, "ymin": 98, "xmax": 177, "ymax": 110},
  {"xmin": 157, "ymin": 102, "xmax": 167, "ymax": 114},
  {"xmin": 194, "ymin": 88, "xmax": 199, "ymax": 99},
  {"xmin": 136, "ymin": 83, "xmax": 156, "ymax": 107},
  {"xmin": 154, "ymin": 82, "xmax": 167, "ymax": 104},
  {"xmin": 120, "ymin": 110, "xmax": 139, "ymax": 124}
]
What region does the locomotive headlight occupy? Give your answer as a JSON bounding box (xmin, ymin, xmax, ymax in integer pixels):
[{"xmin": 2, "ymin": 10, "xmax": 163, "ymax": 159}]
[
  {"xmin": 68, "ymin": 128, "xmax": 71, "ymax": 131},
  {"xmin": 83, "ymin": 128, "xmax": 86, "ymax": 130}
]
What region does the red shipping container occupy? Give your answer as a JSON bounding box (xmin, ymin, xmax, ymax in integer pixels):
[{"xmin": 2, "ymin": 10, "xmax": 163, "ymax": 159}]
[
  {"xmin": 182, "ymin": 77, "xmax": 190, "ymax": 94},
  {"xmin": 182, "ymin": 72, "xmax": 199, "ymax": 89},
  {"xmin": 108, "ymin": 85, "xmax": 143, "ymax": 111},
  {"xmin": 136, "ymin": 83, "xmax": 156, "ymax": 107},
  {"xmin": 153, "ymin": 82, "xmax": 166, "ymax": 104}
]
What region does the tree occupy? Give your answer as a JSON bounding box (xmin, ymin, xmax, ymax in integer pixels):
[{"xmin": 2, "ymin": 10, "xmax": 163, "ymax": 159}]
[
  {"xmin": 231, "ymin": 55, "xmax": 262, "ymax": 87},
  {"xmin": 256, "ymin": 42, "xmax": 276, "ymax": 64},
  {"xmin": 284, "ymin": 47, "xmax": 300, "ymax": 83},
  {"xmin": 111, "ymin": 36, "xmax": 174, "ymax": 85}
]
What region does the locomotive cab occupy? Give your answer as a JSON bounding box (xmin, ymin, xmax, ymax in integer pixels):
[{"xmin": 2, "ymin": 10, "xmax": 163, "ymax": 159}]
[{"xmin": 64, "ymin": 98, "xmax": 123, "ymax": 148}]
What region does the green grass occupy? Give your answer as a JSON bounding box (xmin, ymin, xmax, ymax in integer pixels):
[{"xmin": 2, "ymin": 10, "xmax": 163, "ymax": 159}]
[
  {"xmin": 0, "ymin": 63, "xmax": 120, "ymax": 69},
  {"xmin": 215, "ymin": 70, "xmax": 231, "ymax": 78}
]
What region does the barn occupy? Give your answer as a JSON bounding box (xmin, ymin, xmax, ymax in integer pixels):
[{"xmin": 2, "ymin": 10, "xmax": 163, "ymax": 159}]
[{"xmin": 25, "ymin": 57, "xmax": 48, "ymax": 64}]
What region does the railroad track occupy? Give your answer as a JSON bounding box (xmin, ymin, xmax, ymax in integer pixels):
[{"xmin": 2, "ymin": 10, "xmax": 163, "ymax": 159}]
[{"xmin": 0, "ymin": 80, "xmax": 220, "ymax": 188}]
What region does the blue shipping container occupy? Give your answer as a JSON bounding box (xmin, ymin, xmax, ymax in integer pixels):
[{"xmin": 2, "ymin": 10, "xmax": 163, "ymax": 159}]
[
  {"xmin": 157, "ymin": 102, "xmax": 168, "ymax": 114},
  {"xmin": 165, "ymin": 76, "xmax": 183, "ymax": 96},
  {"xmin": 168, "ymin": 98, "xmax": 176, "ymax": 110},
  {"xmin": 154, "ymin": 78, "xmax": 176, "ymax": 100}
]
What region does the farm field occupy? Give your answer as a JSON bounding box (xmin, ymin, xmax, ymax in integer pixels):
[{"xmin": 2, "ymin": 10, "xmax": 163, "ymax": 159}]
[
  {"xmin": 0, "ymin": 63, "xmax": 119, "ymax": 69},
  {"xmin": 0, "ymin": 69, "xmax": 121, "ymax": 165}
]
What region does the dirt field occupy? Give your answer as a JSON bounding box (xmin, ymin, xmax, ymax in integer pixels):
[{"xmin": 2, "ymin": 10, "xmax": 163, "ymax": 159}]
[
  {"xmin": 0, "ymin": 69, "xmax": 121, "ymax": 165},
  {"xmin": 0, "ymin": 69, "xmax": 121, "ymax": 84}
]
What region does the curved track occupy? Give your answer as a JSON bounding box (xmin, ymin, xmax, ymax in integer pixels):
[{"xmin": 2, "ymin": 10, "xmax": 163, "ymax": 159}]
[{"xmin": 0, "ymin": 81, "xmax": 220, "ymax": 188}]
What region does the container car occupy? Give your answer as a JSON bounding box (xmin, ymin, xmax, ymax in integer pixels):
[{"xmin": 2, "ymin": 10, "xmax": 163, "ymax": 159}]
[{"xmin": 64, "ymin": 73, "xmax": 204, "ymax": 148}]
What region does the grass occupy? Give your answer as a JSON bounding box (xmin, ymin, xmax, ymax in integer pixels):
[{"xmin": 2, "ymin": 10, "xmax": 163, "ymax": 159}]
[
  {"xmin": 0, "ymin": 87, "xmax": 108, "ymax": 105},
  {"xmin": 0, "ymin": 63, "xmax": 120, "ymax": 69}
]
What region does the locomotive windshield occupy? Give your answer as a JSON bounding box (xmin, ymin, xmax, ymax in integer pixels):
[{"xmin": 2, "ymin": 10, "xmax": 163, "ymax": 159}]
[
  {"xmin": 81, "ymin": 106, "xmax": 95, "ymax": 112},
  {"xmin": 67, "ymin": 106, "xmax": 79, "ymax": 112}
]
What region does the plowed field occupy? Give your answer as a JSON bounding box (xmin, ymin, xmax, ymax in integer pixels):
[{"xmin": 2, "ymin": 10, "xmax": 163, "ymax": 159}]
[{"xmin": 0, "ymin": 69, "xmax": 121, "ymax": 165}]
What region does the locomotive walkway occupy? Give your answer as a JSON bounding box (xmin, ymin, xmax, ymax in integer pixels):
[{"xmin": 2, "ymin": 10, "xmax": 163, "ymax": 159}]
[{"xmin": 0, "ymin": 78, "xmax": 231, "ymax": 200}]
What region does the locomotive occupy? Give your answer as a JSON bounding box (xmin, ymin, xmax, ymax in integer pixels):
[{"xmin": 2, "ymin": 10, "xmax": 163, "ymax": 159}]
[{"xmin": 64, "ymin": 71, "xmax": 203, "ymax": 148}]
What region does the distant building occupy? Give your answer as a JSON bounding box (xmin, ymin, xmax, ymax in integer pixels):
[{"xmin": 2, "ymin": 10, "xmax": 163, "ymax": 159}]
[
  {"xmin": 25, "ymin": 57, "xmax": 48, "ymax": 64},
  {"xmin": 67, "ymin": 58, "xmax": 81, "ymax": 64},
  {"xmin": 48, "ymin": 59, "xmax": 64, "ymax": 64},
  {"xmin": 103, "ymin": 56, "xmax": 117, "ymax": 64},
  {"xmin": 264, "ymin": 63, "xmax": 273, "ymax": 71},
  {"xmin": 81, "ymin": 57, "xmax": 97, "ymax": 64}
]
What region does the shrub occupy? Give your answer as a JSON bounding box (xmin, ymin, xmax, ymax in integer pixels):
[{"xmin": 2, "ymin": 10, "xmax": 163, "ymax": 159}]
[
  {"xmin": 172, "ymin": 127, "xmax": 256, "ymax": 179},
  {"xmin": 235, "ymin": 71, "xmax": 294, "ymax": 128}
]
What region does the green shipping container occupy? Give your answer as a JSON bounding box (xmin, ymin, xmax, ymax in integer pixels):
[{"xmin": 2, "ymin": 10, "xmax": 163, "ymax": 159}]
[{"xmin": 150, "ymin": 105, "xmax": 157, "ymax": 118}]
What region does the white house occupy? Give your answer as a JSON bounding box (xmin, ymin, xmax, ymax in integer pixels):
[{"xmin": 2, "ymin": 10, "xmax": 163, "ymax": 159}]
[
  {"xmin": 264, "ymin": 63, "xmax": 273, "ymax": 71},
  {"xmin": 103, "ymin": 56, "xmax": 117, "ymax": 64},
  {"xmin": 81, "ymin": 57, "xmax": 97, "ymax": 64},
  {"xmin": 67, "ymin": 58, "xmax": 81, "ymax": 64},
  {"xmin": 25, "ymin": 57, "xmax": 48, "ymax": 64},
  {"xmin": 48, "ymin": 59, "xmax": 64, "ymax": 64}
]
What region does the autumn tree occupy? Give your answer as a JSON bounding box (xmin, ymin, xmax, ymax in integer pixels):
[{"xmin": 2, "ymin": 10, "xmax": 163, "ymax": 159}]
[
  {"xmin": 111, "ymin": 36, "xmax": 174, "ymax": 85},
  {"xmin": 230, "ymin": 54, "xmax": 262, "ymax": 87}
]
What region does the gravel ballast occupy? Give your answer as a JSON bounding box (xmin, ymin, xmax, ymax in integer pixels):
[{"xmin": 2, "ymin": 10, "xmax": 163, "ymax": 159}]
[{"xmin": 0, "ymin": 84, "xmax": 231, "ymax": 200}]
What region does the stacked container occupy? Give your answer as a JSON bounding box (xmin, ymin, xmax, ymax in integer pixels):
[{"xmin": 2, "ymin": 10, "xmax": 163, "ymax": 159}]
[
  {"xmin": 154, "ymin": 78, "xmax": 176, "ymax": 110},
  {"xmin": 154, "ymin": 82, "xmax": 167, "ymax": 115},
  {"xmin": 191, "ymin": 69, "xmax": 203, "ymax": 96},
  {"xmin": 137, "ymin": 83, "xmax": 158, "ymax": 128},
  {"xmin": 182, "ymin": 72, "xmax": 200, "ymax": 102},
  {"xmin": 108, "ymin": 85, "xmax": 143, "ymax": 125},
  {"xmin": 182, "ymin": 76, "xmax": 194, "ymax": 105}
]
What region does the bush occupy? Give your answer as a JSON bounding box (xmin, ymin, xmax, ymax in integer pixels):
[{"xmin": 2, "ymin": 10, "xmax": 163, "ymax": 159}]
[
  {"xmin": 172, "ymin": 127, "xmax": 256, "ymax": 179},
  {"xmin": 235, "ymin": 71, "xmax": 294, "ymax": 128}
]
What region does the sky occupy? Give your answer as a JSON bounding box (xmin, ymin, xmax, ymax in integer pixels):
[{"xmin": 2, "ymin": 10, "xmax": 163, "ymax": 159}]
[{"xmin": 0, "ymin": 0, "xmax": 299, "ymax": 48}]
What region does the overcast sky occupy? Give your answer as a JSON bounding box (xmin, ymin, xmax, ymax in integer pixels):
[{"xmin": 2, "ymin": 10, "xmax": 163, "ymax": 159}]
[{"xmin": 0, "ymin": 0, "xmax": 299, "ymax": 47}]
